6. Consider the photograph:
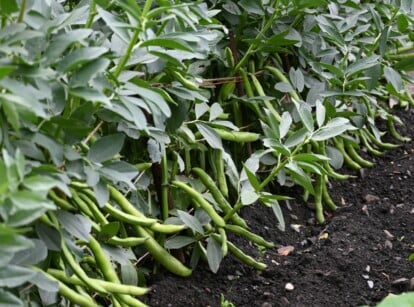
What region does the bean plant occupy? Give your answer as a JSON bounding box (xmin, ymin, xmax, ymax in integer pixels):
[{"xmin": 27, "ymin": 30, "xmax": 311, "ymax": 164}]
[{"xmin": 0, "ymin": 0, "xmax": 413, "ymax": 306}]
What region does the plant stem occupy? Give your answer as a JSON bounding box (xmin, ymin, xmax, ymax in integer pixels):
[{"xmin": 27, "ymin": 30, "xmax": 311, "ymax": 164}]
[
  {"xmin": 85, "ymin": 0, "xmax": 97, "ymax": 28},
  {"xmin": 17, "ymin": 0, "xmax": 27, "ymax": 22},
  {"xmin": 161, "ymin": 153, "xmax": 169, "ymax": 220},
  {"xmin": 232, "ymin": 0, "xmax": 280, "ymax": 74},
  {"xmin": 113, "ymin": 29, "xmax": 140, "ymax": 78}
]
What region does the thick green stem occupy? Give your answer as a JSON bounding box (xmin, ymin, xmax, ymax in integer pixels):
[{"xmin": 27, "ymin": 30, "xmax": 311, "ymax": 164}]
[
  {"xmin": 161, "ymin": 154, "xmax": 169, "ymax": 220},
  {"xmin": 17, "ymin": 0, "xmax": 27, "ymax": 22},
  {"xmin": 85, "ymin": 0, "xmax": 97, "ymax": 28},
  {"xmin": 113, "ymin": 30, "xmax": 140, "ymax": 78},
  {"xmin": 232, "ymin": 0, "xmax": 280, "ymax": 74}
]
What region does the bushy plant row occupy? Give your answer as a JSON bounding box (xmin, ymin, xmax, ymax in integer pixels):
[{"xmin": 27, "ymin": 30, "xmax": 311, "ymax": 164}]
[{"xmin": 0, "ymin": 0, "xmax": 413, "ymax": 305}]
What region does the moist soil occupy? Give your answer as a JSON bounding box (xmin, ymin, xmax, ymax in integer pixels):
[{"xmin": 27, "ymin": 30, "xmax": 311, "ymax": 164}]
[{"xmin": 144, "ymin": 108, "xmax": 414, "ymax": 307}]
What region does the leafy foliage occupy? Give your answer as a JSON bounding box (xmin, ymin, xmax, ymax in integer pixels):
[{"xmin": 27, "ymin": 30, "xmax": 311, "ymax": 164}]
[{"xmin": 0, "ymin": 0, "xmax": 413, "ymax": 305}]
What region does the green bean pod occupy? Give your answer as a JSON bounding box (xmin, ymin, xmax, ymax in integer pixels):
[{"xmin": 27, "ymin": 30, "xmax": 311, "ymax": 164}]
[
  {"xmin": 362, "ymin": 128, "xmax": 399, "ymax": 150},
  {"xmin": 88, "ymin": 236, "xmax": 148, "ymax": 307},
  {"xmin": 69, "ymin": 189, "xmax": 95, "ymax": 218},
  {"xmin": 343, "ymin": 139, "xmax": 374, "ymax": 168},
  {"xmin": 224, "ymin": 46, "xmax": 235, "ymax": 68},
  {"xmin": 47, "ymin": 269, "xmax": 149, "ymax": 296},
  {"xmin": 192, "ymin": 167, "xmax": 248, "ymax": 228},
  {"xmin": 61, "ymin": 240, "xmax": 107, "ymax": 293},
  {"xmin": 108, "ymin": 236, "xmax": 149, "ymax": 247},
  {"xmin": 314, "ymin": 175, "xmax": 325, "ymax": 224},
  {"xmin": 321, "ymin": 176, "xmax": 337, "ymax": 211},
  {"xmin": 172, "ymin": 181, "xmax": 226, "ymax": 228},
  {"xmin": 213, "ymin": 128, "xmax": 260, "ymax": 143},
  {"xmin": 359, "ymin": 132, "xmax": 384, "ymax": 157},
  {"xmin": 133, "ymin": 225, "xmax": 192, "ymax": 277},
  {"xmin": 171, "ymin": 71, "xmax": 199, "ymax": 90},
  {"xmin": 332, "ymin": 138, "xmax": 362, "ymax": 170},
  {"xmin": 311, "ymin": 141, "xmax": 353, "ymax": 180},
  {"xmin": 104, "ymin": 202, "xmax": 157, "ymax": 226},
  {"xmin": 48, "ymin": 190, "xmax": 75, "ymax": 211},
  {"xmin": 225, "ymin": 224, "xmax": 274, "ymax": 248},
  {"xmin": 43, "ymin": 272, "xmax": 96, "ymax": 307},
  {"xmin": 387, "ymin": 117, "xmax": 411, "ymax": 142},
  {"xmin": 215, "ymin": 149, "xmax": 229, "ymax": 199},
  {"xmin": 218, "ymin": 227, "xmax": 228, "ymax": 257},
  {"xmin": 212, "ymin": 234, "xmax": 267, "ymax": 270}
]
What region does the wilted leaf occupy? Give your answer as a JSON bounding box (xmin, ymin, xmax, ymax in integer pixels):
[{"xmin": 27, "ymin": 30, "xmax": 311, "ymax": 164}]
[{"xmin": 277, "ymin": 245, "xmax": 295, "ymax": 256}]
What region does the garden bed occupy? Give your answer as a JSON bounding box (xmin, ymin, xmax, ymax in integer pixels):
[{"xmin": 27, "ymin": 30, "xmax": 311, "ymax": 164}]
[{"xmin": 145, "ymin": 108, "xmax": 414, "ymax": 307}]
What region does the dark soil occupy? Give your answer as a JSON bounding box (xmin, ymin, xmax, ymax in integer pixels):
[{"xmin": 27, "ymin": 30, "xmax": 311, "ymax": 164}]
[{"xmin": 145, "ymin": 109, "xmax": 414, "ymax": 307}]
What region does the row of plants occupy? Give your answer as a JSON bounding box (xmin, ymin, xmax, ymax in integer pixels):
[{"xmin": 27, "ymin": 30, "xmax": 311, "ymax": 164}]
[{"xmin": 1, "ymin": 0, "xmax": 413, "ymax": 306}]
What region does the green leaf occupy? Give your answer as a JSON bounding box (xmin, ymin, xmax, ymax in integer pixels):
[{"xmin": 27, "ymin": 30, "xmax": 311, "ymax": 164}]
[
  {"xmin": 0, "ymin": 0, "xmax": 18, "ymax": 14},
  {"xmin": 243, "ymin": 165, "xmax": 261, "ymax": 191},
  {"xmin": 384, "ymin": 67, "xmax": 403, "ymax": 93},
  {"xmin": 0, "ymin": 288, "xmax": 23, "ymax": 307},
  {"xmin": 345, "ymin": 55, "xmax": 379, "ymax": 77},
  {"xmin": 177, "ymin": 210, "xmax": 204, "ymax": 234},
  {"xmin": 377, "ymin": 293, "xmax": 414, "ymax": 307},
  {"xmin": 326, "ymin": 146, "xmax": 344, "ymax": 169},
  {"xmin": 293, "ymin": 153, "xmax": 330, "ymax": 162},
  {"xmin": 279, "ymin": 112, "xmax": 292, "ymax": 139},
  {"xmin": 241, "ymin": 190, "xmax": 259, "ymax": 205},
  {"xmin": 2, "ymin": 99, "xmax": 20, "ymax": 132},
  {"xmin": 88, "ymin": 134, "xmax": 125, "ymax": 163},
  {"xmin": 70, "ymin": 58, "xmax": 111, "ymax": 88},
  {"xmin": 209, "ymin": 103, "xmax": 224, "ymax": 122},
  {"xmin": 56, "ymin": 211, "xmax": 92, "ymax": 242},
  {"xmin": 22, "ymin": 175, "xmax": 58, "ymax": 191},
  {"xmin": 0, "ymin": 233, "xmax": 34, "ymax": 266},
  {"xmin": 312, "ymin": 118, "xmax": 355, "ymax": 141},
  {"xmin": 271, "ymin": 202, "xmax": 285, "ymax": 232},
  {"xmin": 397, "ymin": 14, "xmax": 409, "ymax": 32},
  {"xmin": 11, "ymin": 239, "xmax": 47, "ymax": 266},
  {"xmin": 196, "ymin": 123, "xmax": 223, "ymax": 150},
  {"xmin": 32, "ymin": 271, "xmax": 59, "ymax": 292},
  {"xmin": 93, "ymin": 180, "xmax": 110, "ymax": 208},
  {"xmin": 285, "ymin": 161, "xmax": 314, "ymax": 194},
  {"xmin": 315, "ymin": 100, "xmax": 325, "ymax": 128},
  {"xmin": 296, "ymin": 102, "xmax": 314, "ymax": 132},
  {"xmin": 0, "ymin": 265, "xmax": 37, "ymax": 287},
  {"xmin": 165, "ymin": 236, "xmax": 196, "ymax": 249},
  {"xmin": 35, "ymin": 224, "xmax": 61, "ymax": 251},
  {"xmin": 99, "ymin": 222, "xmax": 121, "ymax": 240},
  {"xmin": 141, "ymin": 38, "xmax": 192, "ymax": 51},
  {"xmin": 70, "ymin": 87, "xmax": 111, "ymax": 106},
  {"xmin": 289, "ymin": 68, "xmax": 305, "ymax": 92},
  {"xmin": 284, "ymin": 127, "xmax": 309, "ymax": 148},
  {"xmin": 238, "ymin": 0, "xmax": 264, "ymax": 15},
  {"xmin": 8, "ymin": 191, "xmax": 56, "ymax": 227},
  {"xmin": 121, "ymin": 261, "xmax": 138, "ymax": 286},
  {"xmin": 206, "ymin": 237, "xmax": 223, "ymax": 273},
  {"xmin": 275, "ymin": 82, "xmax": 294, "ymax": 93},
  {"xmin": 57, "ymin": 47, "xmax": 108, "ymax": 72},
  {"xmin": 0, "ymin": 65, "xmax": 17, "ymax": 79},
  {"xmin": 44, "ymin": 29, "xmax": 93, "ymax": 65}
]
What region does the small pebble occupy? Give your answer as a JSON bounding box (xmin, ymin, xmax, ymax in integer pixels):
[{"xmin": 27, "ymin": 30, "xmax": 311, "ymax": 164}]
[
  {"xmin": 367, "ymin": 280, "xmax": 374, "ymax": 289},
  {"xmin": 362, "ymin": 274, "xmax": 370, "ymax": 280},
  {"xmin": 365, "ymin": 265, "xmax": 371, "ymax": 273},
  {"xmin": 385, "ymin": 240, "xmax": 393, "ymax": 249},
  {"xmin": 384, "ymin": 230, "xmax": 394, "ymax": 240},
  {"xmin": 285, "ymin": 283, "xmax": 294, "ymax": 291}
]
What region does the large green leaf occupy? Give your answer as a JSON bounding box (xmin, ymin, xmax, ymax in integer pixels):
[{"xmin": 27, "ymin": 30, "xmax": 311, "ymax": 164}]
[
  {"xmin": 87, "ymin": 134, "xmax": 125, "ymax": 163},
  {"xmin": 206, "ymin": 237, "xmax": 223, "ymax": 273}
]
